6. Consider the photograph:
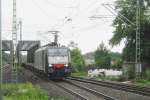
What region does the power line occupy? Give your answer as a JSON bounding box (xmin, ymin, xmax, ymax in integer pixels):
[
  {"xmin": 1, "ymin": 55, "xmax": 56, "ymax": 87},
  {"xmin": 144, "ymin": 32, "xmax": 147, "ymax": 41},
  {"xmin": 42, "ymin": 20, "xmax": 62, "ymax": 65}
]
[
  {"xmin": 101, "ymin": 2, "xmax": 142, "ymax": 78},
  {"xmin": 30, "ymin": 0, "xmax": 52, "ymax": 19},
  {"xmin": 51, "ymin": 0, "xmax": 99, "ymax": 30},
  {"xmin": 42, "ymin": 0, "xmax": 80, "ymax": 29},
  {"xmin": 44, "ymin": 0, "xmax": 78, "ymax": 8},
  {"xmin": 69, "ymin": 0, "xmax": 99, "ymax": 21},
  {"xmin": 106, "ymin": 4, "xmax": 135, "ymax": 26},
  {"xmin": 30, "ymin": 0, "xmax": 72, "ymax": 31},
  {"xmin": 56, "ymin": 0, "xmax": 102, "ymax": 33},
  {"xmin": 28, "ymin": 0, "xmax": 101, "ymax": 33},
  {"xmin": 101, "ymin": 4, "xmax": 135, "ymax": 26}
]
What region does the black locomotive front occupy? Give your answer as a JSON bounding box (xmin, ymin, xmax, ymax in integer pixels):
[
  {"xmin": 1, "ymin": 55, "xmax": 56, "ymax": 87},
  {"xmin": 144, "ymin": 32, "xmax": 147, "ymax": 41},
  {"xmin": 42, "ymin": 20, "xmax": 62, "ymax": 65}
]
[
  {"xmin": 34, "ymin": 46, "xmax": 71, "ymax": 79},
  {"xmin": 46, "ymin": 48, "xmax": 71, "ymax": 79}
]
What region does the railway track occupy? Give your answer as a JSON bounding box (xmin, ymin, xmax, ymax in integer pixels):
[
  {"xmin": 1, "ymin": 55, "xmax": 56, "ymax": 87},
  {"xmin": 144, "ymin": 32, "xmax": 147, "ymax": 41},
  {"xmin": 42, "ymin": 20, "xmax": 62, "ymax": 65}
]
[
  {"xmin": 50, "ymin": 80, "xmax": 117, "ymax": 100},
  {"xmin": 23, "ymin": 64, "xmax": 150, "ymax": 100},
  {"xmin": 23, "ymin": 64, "xmax": 118, "ymax": 100},
  {"xmin": 34, "ymin": 74, "xmax": 117, "ymax": 99},
  {"xmin": 66, "ymin": 76, "xmax": 150, "ymax": 97},
  {"xmin": 50, "ymin": 81, "xmax": 89, "ymax": 100}
]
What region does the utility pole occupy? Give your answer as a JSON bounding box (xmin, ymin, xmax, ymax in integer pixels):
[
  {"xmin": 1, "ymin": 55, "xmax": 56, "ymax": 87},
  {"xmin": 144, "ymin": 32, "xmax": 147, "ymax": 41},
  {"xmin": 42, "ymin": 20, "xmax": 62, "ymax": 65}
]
[
  {"xmin": 135, "ymin": 0, "xmax": 141, "ymax": 79},
  {"xmin": 19, "ymin": 19, "xmax": 22, "ymax": 41},
  {"xmin": 0, "ymin": 0, "xmax": 3, "ymax": 99},
  {"xmin": 18, "ymin": 19, "xmax": 22, "ymax": 68},
  {"xmin": 12, "ymin": 0, "xmax": 18, "ymax": 83},
  {"xmin": 94, "ymin": 3, "xmax": 142, "ymax": 79}
]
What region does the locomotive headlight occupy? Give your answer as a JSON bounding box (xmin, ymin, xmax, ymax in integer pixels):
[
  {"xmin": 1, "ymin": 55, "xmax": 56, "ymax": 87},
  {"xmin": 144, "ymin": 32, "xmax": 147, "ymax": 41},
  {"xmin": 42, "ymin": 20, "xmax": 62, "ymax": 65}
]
[
  {"xmin": 65, "ymin": 64, "xmax": 68, "ymax": 67},
  {"xmin": 49, "ymin": 64, "xmax": 52, "ymax": 67}
]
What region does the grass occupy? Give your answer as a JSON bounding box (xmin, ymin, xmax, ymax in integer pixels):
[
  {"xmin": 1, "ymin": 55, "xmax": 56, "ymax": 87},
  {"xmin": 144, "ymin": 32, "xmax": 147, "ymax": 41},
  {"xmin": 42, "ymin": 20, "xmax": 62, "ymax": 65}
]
[
  {"xmin": 71, "ymin": 71, "xmax": 124, "ymax": 82},
  {"xmin": 50, "ymin": 97, "xmax": 69, "ymax": 100},
  {"xmin": 92, "ymin": 76, "xmax": 123, "ymax": 81},
  {"xmin": 3, "ymin": 82, "xmax": 48, "ymax": 100},
  {"xmin": 71, "ymin": 71, "xmax": 87, "ymax": 77},
  {"xmin": 130, "ymin": 68, "xmax": 150, "ymax": 86},
  {"xmin": 132, "ymin": 79, "xmax": 150, "ymax": 86}
]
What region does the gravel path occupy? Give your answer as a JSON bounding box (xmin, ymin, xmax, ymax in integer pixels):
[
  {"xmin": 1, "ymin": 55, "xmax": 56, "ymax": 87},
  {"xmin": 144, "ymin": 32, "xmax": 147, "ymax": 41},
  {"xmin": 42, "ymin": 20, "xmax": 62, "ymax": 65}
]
[{"xmin": 66, "ymin": 79, "xmax": 150, "ymax": 100}]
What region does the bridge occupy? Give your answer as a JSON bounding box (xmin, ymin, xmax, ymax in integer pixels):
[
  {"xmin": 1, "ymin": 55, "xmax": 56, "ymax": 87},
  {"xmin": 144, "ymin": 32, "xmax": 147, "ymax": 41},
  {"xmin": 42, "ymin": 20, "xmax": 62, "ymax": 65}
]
[{"xmin": 2, "ymin": 40, "xmax": 40, "ymax": 63}]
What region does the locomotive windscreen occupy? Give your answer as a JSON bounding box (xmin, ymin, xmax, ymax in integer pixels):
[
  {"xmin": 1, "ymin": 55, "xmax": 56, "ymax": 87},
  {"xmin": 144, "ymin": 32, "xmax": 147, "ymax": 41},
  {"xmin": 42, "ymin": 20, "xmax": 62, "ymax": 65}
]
[
  {"xmin": 48, "ymin": 48, "xmax": 68, "ymax": 56},
  {"xmin": 48, "ymin": 48, "xmax": 70, "ymax": 64},
  {"xmin": 48, "ymin": 56, "xmax": 68, "ymax": 64}
]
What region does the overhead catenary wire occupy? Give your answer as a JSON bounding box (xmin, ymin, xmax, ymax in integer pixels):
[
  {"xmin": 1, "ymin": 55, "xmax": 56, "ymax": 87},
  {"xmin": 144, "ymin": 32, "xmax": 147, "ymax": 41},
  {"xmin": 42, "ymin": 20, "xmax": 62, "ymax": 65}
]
[
  {"xmin": 20, "ymin": 0, "xmax": 119, "ymax": 47},
  {"xmin": 30, "ymin": 0, "xmax": 53, "ymax": 20},
  {"xmin": 47, "ymin": 0, "xmax": 100, "ymax": 30},
  {"xmin": 26, "ymin": 0, "xmax": 102, "ymax": 32},
  {"xmin": 30, "ymin": 0, "xmax": 70, "ymax": 31},
  {"xmin": 57, "ymin": 0, "xmax": 102, "ymax": 35},
  {"xmin": 68, "ymin": 0, "xmax": 99, "ymax": 23},
  {"xmin": 101, "ymin": 3, "xmax": 135, "ymax": 27},
  {"xmin": 29, "ymin": 0, "xmax": 75, "ymax": 32},
  {"xmin": 44, "ymin": 0, "xmax": 78, "ymax": 8},
  {"xmin": 106, "ymin": 4, "xmax": 135, "ymax": 26},
  {"xmin": 102, "ymin": 2, "xmax": 142, "ymax": 78},
  {"xmin": 42, "ymin": 0, "xmax": 80, "ymax": 29}
]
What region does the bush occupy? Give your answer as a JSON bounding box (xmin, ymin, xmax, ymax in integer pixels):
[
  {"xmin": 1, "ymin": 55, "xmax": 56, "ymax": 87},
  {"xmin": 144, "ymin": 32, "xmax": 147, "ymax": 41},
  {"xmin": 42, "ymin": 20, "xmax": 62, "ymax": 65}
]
[
  {"xmin": 112, "ymin": 60, "xmax": 123, "ymax": 70},
  {"xmin": 94, "ymin": 42, "xmax": 111, "ymax": 69},
  {"xmin": 128, "ymin": 65, "xmax": 135, "ymax": 79},
  {"xmin": 71, "ymin": 48, "xmax": 85, "ymax": 72},
  {"xmin": 3, "ymin": 83, "xmax": 48, "ymax": 100},
  {"xmin": 71, "ymin": 71, "xmax": 87, "ymax": 77},
  {"xmin": 146, "ymin": 68, "xmax": 150, "ymax": 81},
  {"xmin": 132, "ymin": 79, "xmax": 150, "ymax": 86}
]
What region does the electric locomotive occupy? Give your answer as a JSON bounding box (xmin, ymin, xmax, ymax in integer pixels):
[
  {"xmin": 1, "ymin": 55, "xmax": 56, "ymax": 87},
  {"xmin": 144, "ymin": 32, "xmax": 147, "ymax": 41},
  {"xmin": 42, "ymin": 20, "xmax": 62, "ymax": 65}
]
[{"xmin": 34, "ymin": 44, "xmax": 71, "ymax": 79}]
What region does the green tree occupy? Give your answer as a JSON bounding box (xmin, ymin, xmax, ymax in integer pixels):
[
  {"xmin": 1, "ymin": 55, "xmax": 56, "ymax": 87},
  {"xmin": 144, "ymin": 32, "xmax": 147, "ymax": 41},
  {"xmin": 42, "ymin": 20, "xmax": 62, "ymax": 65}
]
[
  {"xmin": 71, "ymin": 48, "xmax": 85, "ymax": 72},
  {"xmin": 94, "ymin": 42, "xmax": 111, "ymax": 69},
  {"xmin": 109, "ymin": 0, "xmax": 150, "ymax": 64},
  {"xmin": 111, "ymin": 52, "xmax": 123, "ymax": 69}
]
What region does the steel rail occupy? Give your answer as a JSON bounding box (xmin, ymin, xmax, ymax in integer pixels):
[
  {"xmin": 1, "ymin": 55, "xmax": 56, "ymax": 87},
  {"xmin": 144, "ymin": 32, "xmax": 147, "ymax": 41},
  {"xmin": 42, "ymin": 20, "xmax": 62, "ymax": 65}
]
[
  {"xmin": 75, "ymin": 76, "xmax": 150, "ymax": 91},
  {"xmin": 49, "ymin": 81, "xmax": 89, "ymax": 100},
  {"xmin": 64, "ymin": 79, "xmax": 118, "ymax": 100},
  {"xmin": 23, "ymin": 65, "xmax": 88, "ymax": 100},
  {"xmin": 67, "ymin": 76, "xmax": 150, "ymax": 97}
]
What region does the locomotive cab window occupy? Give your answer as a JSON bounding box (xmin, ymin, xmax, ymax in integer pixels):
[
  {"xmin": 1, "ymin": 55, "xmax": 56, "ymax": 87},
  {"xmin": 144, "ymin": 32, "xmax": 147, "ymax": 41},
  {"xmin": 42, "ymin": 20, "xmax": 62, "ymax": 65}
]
[
  {"xmin": 48, "ymin": 48, "xmax": 68, "ymax": 56},
  {"xmin": 48, "ymin": 48, "xmax": 69, "ymax": 64}
]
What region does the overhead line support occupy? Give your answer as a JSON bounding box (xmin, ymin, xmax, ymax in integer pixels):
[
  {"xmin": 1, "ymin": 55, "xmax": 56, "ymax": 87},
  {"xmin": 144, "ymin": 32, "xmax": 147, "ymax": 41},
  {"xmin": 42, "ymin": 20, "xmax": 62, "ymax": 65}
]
[
  {"xmin": 135, "ymin": 0, "xmax": 141, "ymax": 79},
  {"xmin": 12, "ymin": 0, "xmax": 18, "ymax": 83},
  {"xmin": 102, "ymin": 3, "xmax": 142, "ymax": 79}
]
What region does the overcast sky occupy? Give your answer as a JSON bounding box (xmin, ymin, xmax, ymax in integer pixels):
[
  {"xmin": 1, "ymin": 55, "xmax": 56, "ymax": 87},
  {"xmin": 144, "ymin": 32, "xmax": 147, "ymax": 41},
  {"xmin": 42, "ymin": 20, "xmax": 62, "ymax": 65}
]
[{"xmin": 2, "ymin": 0, "xmax": 124, "ymax": 54}]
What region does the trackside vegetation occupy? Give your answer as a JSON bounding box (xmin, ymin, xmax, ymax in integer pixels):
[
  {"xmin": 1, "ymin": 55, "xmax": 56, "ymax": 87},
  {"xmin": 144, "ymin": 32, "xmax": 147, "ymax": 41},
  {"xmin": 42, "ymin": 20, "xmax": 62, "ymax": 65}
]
[
  {"xmin": 71, "ymin": 48, "xmax": 85, "ymax": 73},
  {"xmin": 3, "ymin": 83, "xmax": 48, "ymax": 100},
  {"xmin": 110, "ymin": 0, "xmax": 150, "ymax": 74},
  {"xmin": 94, "ymin": 42, "xmax": 111, "ymax": 69}
]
